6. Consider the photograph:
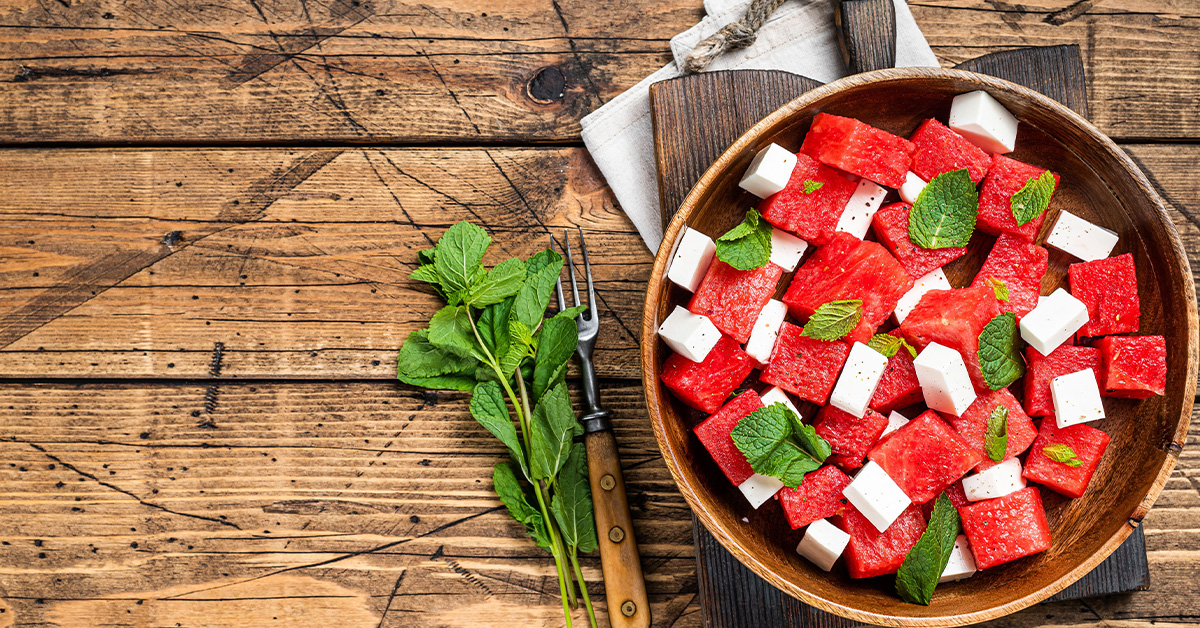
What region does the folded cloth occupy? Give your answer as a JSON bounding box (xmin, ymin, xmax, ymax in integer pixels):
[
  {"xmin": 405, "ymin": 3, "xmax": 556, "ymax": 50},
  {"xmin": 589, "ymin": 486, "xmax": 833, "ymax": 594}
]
[{"xmin": 580, "ymin": 0, "xmax": 939, "ymax": 252}]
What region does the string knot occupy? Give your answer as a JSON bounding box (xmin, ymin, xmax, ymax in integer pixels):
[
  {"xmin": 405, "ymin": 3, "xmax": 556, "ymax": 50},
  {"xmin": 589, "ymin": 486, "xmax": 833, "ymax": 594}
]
[{"xmin": 683, "ymin": 0, "xmax": 788, "ymax": 73}]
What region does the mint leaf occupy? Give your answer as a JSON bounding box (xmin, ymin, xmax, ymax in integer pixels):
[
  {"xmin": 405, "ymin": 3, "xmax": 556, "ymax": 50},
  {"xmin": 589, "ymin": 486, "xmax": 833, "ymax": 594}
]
[
  {"xmin": 978, "ymin": 312, "xmax": 1025, "ymax": 390},
  {"xmin": 471, "ymin": 381, "xmax": 527, "ymax": 476},
  {"xmin": 1043, "ymin": 444, "xmax": 1083, "ymax": 467},
  {"xmin": 731, "ymin": 402, "xmax": 830, "ymax": 488},
  {"xmin": 410, "ymin": 264, "xmax": 441, "ymax": 285},
  {"xmin": 985, "ymin": 277, "xmax": 1010, "ymax": 302},
  {"xmin": 396, "ymin": 329, "xmax": 476, "ymax": 379},
  {"xmin": 793, "ymin": 421, "xmax": 832, "ymax": 463},
  {"xmin": 498, "ymin": 319, "xmax": 534, "ymax": 378},
  {"xmin": 417, "ymin": 247, "xmax": 437, "ymax": 266},
  {"xmin": 1010, "ymin": 171, "xmax": 1057, "ymax": 226},
  {"xmin": 555, "ymin": 305, "xmax": 587, "ymax": 320},
  {"xmin": 985, "ymin": 405, "xmax": 1009, "ymax": 462},
  {"xmin": 467, "ymin": 257, "xmax": 526, "ymax": 307},
  {"xmin": 493, "ymin": 462, "xmax": 551, "ymax": 551},
  {"xmin": 529, "ymin": 382, "xmax": 582, "ymax": 480},
  {"xmin": 435, "ymin": 221, "xmax": 491, "ymax": 294},
  {"xmin": 896, "ymin": 492, "xmax": 961, "ymax": 605},
  {"xmin": 428, "ymin": 305, "xmax": 484, "ymax": 361},
  {"xmin": 533, "ymin": 316, "xmax": 578, "ymax": 402},
  {"xmin": 477, "ymin": 297, "xmax": 514, "ymax": 358},
  {"xmin": 867, "ymin": 333, "xmax": 917, "ymax": 359},
  {"xmin": 715, "ymin": 209, "xmax": 773, "ymax": 270},
  {"xmin": 551, "ymin": 443, "xmax": 598, "ymax": 553},
  {"xmin": 909, "ymin": 169, "xmax": 978, "ymax": 249},
  {"xmin": 513, "ymin": 252, "xmax": 563, "ymax": 331},
  {"xmin": 524, "ymin": 248, "xmax": 560, "ymax": 278},
  {"xmin": 803, "ymin": 180, "xmax": 824, "ymax": 194},
  {"xmin": 802, "ymin": 300, "xmax": 863, "ymax": 341}
]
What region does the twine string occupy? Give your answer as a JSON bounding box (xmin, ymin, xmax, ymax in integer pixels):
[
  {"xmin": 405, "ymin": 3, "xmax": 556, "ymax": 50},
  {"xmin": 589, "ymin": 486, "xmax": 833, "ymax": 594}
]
[{"xmin": 682, "ymin": 0, "xmax": 790, "ymax": 74}]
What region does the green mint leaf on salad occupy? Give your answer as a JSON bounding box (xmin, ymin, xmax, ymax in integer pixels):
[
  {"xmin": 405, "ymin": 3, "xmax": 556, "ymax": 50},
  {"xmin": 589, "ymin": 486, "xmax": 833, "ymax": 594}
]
[
  {"xmin": 715, "ymin": 208, "xmax": 773, "ymax": 270},
  {"xmin": 731, "ymin": 401, "xmax": 830, "ymax": 488},
  {"xmin": 1010, "ymin": 170, "xmax": 1057, "ymax": 226},
  {"xmin": 909, "ymin": 168, "xmax": 978, "ymax": 249},
  {"xmin": 895, "ymin": 492, "xmax": 961, "ymax": 605},
  {"xmin": 802, "ymin": 300, "xmax": 863, "ymax": 341},
  {"xmin": 985, "ymin": 277, "xmax": 1010, "ymax": 302},
  {"xmin": 802, "ymin": 179, "xmax": 825, "ymax": 194},
  {"xmin": 867, "ymin": 333, "xmax": 917, "ymax": 359},
  {"xmin": 985, "ymin": 405, "xmax": 1009, "ymax": 463},
  {"xmin": 978, "ymin": 312, "xmax": 1025, "ymax": 390},
  {"xmin": 1043, "ymin": 444, "xmax": 1083, "ymax": 467}
]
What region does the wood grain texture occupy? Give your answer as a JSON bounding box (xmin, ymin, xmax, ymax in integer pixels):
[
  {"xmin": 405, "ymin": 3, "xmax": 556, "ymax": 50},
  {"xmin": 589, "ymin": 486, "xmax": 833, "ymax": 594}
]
[
  {"xmin": 954, "ymin": 45, "xmax": 1090, "ymax": 119},
  {"xmin": 835, "ymin": 0, "xmax": 897, "ymax": 74}
]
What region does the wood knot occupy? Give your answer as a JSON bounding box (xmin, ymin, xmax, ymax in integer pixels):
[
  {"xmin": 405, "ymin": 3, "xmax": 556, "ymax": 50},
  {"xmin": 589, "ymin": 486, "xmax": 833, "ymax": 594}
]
[
  {"xmin": 161, "ymin": 231, "xmax": 183, "ymax": 247},
  {"xmin": 526, "ymin": 66, "xmax": 565, "ymax": 104}
]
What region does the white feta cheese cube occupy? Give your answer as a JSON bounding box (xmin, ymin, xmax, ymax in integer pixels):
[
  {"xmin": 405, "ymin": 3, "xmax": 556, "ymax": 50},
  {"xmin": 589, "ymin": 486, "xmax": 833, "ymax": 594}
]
[
  {"xmin": 1052, "ymin": 368, "xmax": 1106, "ymax": 428},
  {"xmin": 666, "ymin": 227, "xmax": 717, "ymax": 293},
  {"xmin": 836, "ymin": 179, "xmax": 888, "ymax": 239},
  {"xmin": 829, "ymin": 342, "xmax": 890, "ymax": 418},
  {"xmin": 739, "ymin": 143, "xmax": 797, "ymax": 198},
  {"xmin": 912, "ymin": 342, "xmax": 977, "ymax": 416},
  {"xmin": 1019, "ymin": 288, "xmax": 1089, "ymax": 356},
  {"xmin": 796, "ymin": 518, "xmax": 851, "ymax": 572},
  {"xmin": 843, "ymin": 461, "xmax": 912, "ymax": 533},
  {"xmin": 949, "ymin": 90, "xmax": 1019, "ymax": 154},
  {"xmin": 939, "ymin": 535, "xmax": 978, "ymax": 583},
  {"xmin": 656, "ymin": 306, "xmax": 721, "ymax": 363},
  {"xmin": 760, "ymin": 386, "xmax": 803, "ymax": 421},
  {"xmin": 1045, "ymin": 211, "xmax": 1119, "ymax": 262},
  {"xmin": 738, "ymin": 473, "xmax": 784, "ymax": 509},
  {"xmin": 898, "ymin": 171, "xmax": 928, "ymax": 205},
  {"xmin": 893, "ymin": 268, "xmax": 952, "ymax": 324},
  {"xmin": 745, "ymin": 299, "xmax": 788, "ymax": 364},
  {"xmin": 769, "ymin": 228, "xmax": 809, "ymax": 272},
  {"xmin": 962, "ymin": 458, "xmax": 1026, "ymax": 502},
  {"xmin": 883, "ymin": 411, "xmax": 910, "ymax": 437}
]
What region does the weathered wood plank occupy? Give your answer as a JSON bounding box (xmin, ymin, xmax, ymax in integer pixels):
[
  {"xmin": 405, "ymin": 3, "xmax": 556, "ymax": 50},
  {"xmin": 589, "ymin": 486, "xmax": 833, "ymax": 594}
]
[{"xmin": 0, "ymin": 1, "xmax": 1197, "ymax": 143}]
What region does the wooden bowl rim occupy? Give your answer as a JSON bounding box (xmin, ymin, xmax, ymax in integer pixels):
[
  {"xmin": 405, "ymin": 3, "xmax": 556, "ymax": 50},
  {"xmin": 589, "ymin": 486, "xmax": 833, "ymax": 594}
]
[{"xmin": 641, "ymin": 66, "xmax": 1198, "ymax": 626}]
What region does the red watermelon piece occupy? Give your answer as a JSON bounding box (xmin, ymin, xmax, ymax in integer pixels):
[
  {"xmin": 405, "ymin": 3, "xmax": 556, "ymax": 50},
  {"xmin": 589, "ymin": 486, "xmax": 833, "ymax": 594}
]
[
  {"xmin": 799, "ymin": 113, "xmax": 916, "ymax": 188},
  {"xmin": 1068, "ymin": 253, "xmax": 1140, "ymax": 336},
  {"xmin": 970, "ymin": 233, "xmax": 1049, "ymax": 320},
  {"xmin": 660, "ymin": 335, "xmax": 757, "ymax": 414},
  {"xmin": 834, "ymin": 503, "xmax": 927, "ymax": 579},
  {"xmin": 760, "ymin": 322, "xmax": 851, "ymax": 405},
  {"xmin": 869, "ymin": 329, "xmax": 923, "ymax": 414},
  {"xmin": 813, "ymin": 405, "xmax": 889, "ymax": 471},
  {"xmin": 689, "ymin": 260, "xmax": 785, "ymax": 343},
  {"xmin": 899, "ymin": 285, "xmax": 1001, "ymax": 393},
  {"xmin": 944, "ymin": 388, "xmax": 1037, "ymax": 472},
  {"xmin": 1023, "ymin": 345, "xmax": 1101, "ymax": 416},
  {"xmin": 872, "ymin": 202, "xmax": 967, "ymax": 279},
  {"xmin": 921, "ymin": 480, "xmax": 971, "ymax": 520},
  {"xmin": 868, "ymin": 410, "xmax": 983, "ymax": 504},
  {"xmin": 778, "ymin": 465, "xmax": 853, "ymax": 529},
  {"xmin": 1023, "ymin": 419, "xmax": 1110, "ymax": 499},
  {"xmin": 760, "ymin": 152, "xmax": 858, "ymax": 244},
  {"xmin": 693, "ymin": 390, "xmax": 764, "ymax": 486},
  {"xmin": 783, "ymin": 232, "xmax": 915, "ymax": 344},
  {"xmin": 977, "ymin": 155, "xmax": 1060, "ymax": 242},
  {"xmin": 1094, "ymin": 335, "xmax": 1166, "ymax": 398},
  {"xmin": 909, "ymin": 118, "xmax": 991, "ymax": 184},
  {"xmin": 960, "ymin": 487, "xmax": 1052, "ymax": 569}
]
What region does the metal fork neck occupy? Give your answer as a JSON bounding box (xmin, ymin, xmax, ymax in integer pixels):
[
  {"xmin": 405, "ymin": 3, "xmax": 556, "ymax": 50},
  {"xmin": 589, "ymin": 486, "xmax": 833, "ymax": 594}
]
[{"xmin": 581, "ymin": 409, "xmax": 613, "ymax": 433}]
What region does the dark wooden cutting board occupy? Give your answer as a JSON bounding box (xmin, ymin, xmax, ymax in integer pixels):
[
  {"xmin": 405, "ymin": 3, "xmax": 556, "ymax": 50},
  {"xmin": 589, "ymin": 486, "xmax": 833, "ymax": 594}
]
[{"xmin": 648, "ymin": 45, "xmax": 1149, "ymax": 627}]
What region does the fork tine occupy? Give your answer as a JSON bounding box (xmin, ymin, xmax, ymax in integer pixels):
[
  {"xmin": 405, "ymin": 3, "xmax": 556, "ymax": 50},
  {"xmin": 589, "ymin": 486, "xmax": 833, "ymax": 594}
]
[
  {"xmin": 551, "ymin": 239, "xmax": 568, "ymax": 311},
  {"xmin": 577, "ymin": 226, "xmax": 596, "ymax": 319},
  {"xmin": 563, "ymin": 229, "xmax": 581, "ymax": 308}
]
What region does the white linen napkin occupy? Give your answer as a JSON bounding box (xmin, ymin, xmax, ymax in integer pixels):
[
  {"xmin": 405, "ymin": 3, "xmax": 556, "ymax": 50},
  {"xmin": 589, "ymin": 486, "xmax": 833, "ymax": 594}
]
[{"xmin": 580, "ymin": 0, "xmax": 939, "ymax": 252}]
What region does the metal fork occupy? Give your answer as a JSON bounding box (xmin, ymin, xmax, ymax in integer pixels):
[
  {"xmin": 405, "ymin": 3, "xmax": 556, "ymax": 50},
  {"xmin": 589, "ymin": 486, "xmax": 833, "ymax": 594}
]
[{"xmin": 555, "ymin": 227, "xmax": 651, "ymax": 628}]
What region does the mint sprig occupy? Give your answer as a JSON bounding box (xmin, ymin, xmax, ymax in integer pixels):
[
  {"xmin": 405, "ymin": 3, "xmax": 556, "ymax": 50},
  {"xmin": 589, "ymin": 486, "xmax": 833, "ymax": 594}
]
[
  {"xmin": 895, "ymin": 492, "xmax": 961, "ymax": 605},
  {"xmin": 715, "ymin": 208, "xmax": 773, "ymax": 270},
  {"xmin": 803, "ymin": 179, "xmax": 825, "ymax": 194},
  {"xmin": 802, "ymin": 300, "xmax": 863, "ymax": 341},
  {"xmin": 1043, "ymin": 444, "xmax": 1083, "ymax": 467},
  {"xmin": 868, "ymin": 333, "xmax": 917, "ymax": 359},
  {"xmin": 909, "ymin": 169, "xmax": 978, "ymax": 249},
  {"xmin": 985, "ymin": 277, "xmax": 1010, "ymax": 302},
  {"xmin": 985, "ymin": 405, "xmax": 1009, "ymax": 462},
  {"xmin": 731, "ymin": 402, "xmax": 831, "ymax": 489},
  {"xmin": 978, "ymin": 312, "xmax": 1025, "ymax": 390},
  {"xmin": 1010, "ymin": 171, "xmax": 1057, "ymax": 226}
]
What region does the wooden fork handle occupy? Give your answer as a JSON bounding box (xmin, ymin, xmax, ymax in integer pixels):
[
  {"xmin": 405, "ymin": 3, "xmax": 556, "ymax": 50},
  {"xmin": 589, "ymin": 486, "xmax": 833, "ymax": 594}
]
[{"xmin": 585, "ymin": 429, "xmax": 651, "ymax": 628}]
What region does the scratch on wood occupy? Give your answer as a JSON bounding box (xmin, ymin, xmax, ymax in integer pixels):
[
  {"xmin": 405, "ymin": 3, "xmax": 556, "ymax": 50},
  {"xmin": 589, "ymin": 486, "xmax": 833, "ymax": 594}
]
[
  {"xmin": 376, "ymin": 569, "xmax": 406, "ymax": 628},
  {"xmin": 262, "ymin": 499, "xmax": 386, "ymax": 515},
  {"xmin": 198, "ymin": 341, "xmax": 224, "ymax": 428}
]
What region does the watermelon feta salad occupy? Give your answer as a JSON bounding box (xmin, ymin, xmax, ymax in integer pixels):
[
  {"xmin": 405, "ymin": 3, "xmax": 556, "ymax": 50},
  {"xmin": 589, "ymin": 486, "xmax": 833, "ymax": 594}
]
[{"xmin": 656, "ymin": 90, "xmax": 1167, "ymax": 605}]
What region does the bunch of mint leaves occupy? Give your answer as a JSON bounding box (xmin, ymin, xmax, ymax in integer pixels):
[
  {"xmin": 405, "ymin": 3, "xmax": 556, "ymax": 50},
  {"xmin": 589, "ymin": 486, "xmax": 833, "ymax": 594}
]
[{"xmin": 397, "ymin": 221, "xmax": 598, "ymax": 628}]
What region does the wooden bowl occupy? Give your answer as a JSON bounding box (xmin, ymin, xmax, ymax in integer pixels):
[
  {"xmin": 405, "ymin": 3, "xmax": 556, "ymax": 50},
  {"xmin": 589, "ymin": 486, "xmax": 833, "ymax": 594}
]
[{"xmin": 641, "ymin": 67, "xmax": 1197, "ymax": 626}]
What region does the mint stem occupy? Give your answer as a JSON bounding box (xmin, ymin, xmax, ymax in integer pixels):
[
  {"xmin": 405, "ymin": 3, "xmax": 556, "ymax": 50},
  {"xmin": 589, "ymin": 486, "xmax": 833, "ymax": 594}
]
[{"xmin": 569, "ymin": 545, "xmax": 599, "ymax": 628}]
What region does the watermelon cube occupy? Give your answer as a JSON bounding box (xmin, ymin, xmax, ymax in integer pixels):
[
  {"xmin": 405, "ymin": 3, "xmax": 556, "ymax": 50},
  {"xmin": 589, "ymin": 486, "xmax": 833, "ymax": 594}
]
[
  {"xmin": 909, "ymin": 118, "xmax": 992, "ymax": 184},
  {"xmin": 813, "ymin": 404, "xmax": 889, "ymax": 471},
  {"xmin": 970, "ymin": 233, "xmax": 1049, "ymax": 320},
  {"xmin": 761, "ymin": 322, "xmax": 851, "ymax": 404},
  {"xmin": 759, "ymin": 152, "xmax": 858, "ymax": 244},
  {"xmin": 1068, "ymin": 253, "xmax": 1140, "ymax": 336},
  {"xmin": 660, "ymin": 335, "xmax": 757, "ymax": 414},
  {"xmin": 944, "ymin": 388, "xmax": 1038, "ymax": 471},
  {"xmin": 869, "ymin": 329, "xmax": 923, "ymax": 414},
  {"xmin": 779, "ymin": 465, "xmax": 853, "ymax": 529},
  {"xmin": 783, "ymin": 232, "xmax": 915, "ymax": 344},
  {"xmin": 800, "ymin": 113, "xmax": 916, "ymax": 188},
  {"xmin": 834, "ymin": 503, "xmax": 927, "ymax": 579},
  {"xmin": 899, "ymin": 285, "xmax": 1001, "ymax": 392},
  {"xmin": 1095, "ymin": 335, "xmax": 1166, "ymax": 398},
  {"xmin": 1023, "ymin": 345, "xmax": 1101, "ymax": 417},
  {"xmin": 977, "ymin": 155, "xmax": 1060, "ymax": 242},
  {"xmin": 921, "ymin": 480, "xmax": 971, "ymax": 520},
  {"xmin": 868, "ymin": 410, "xmax": 984, "ymax": 504},
  {"xmin": 693, "ymin": 390, "xmax": 764, "ymax": 486},
  {"xmin": 960, "ymin": 487, "xmax": 1052, "ymax": 569},
  {"xmin": 689, "ymin": 260, "xmax": 785, "ymax": 343},
  {"xmin": 872, "ymin": 202, "xmax": 967, "ymax": 279},
  {"xmin": 1023, "ymin": 419, "xmax": 1110, "ymax": 499}
]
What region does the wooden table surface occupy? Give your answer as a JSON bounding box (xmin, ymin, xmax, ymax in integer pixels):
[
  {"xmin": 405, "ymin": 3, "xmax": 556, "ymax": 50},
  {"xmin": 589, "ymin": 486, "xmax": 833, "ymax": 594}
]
[{"xmin": 0, "ymin": 1, "xmax": 1197, "ymax": 626}]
